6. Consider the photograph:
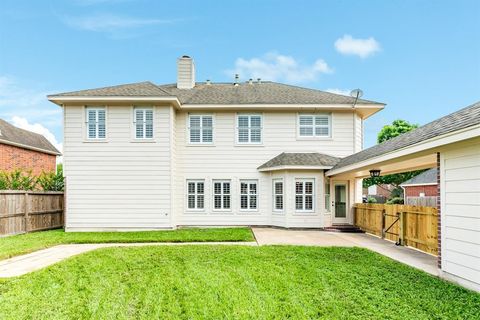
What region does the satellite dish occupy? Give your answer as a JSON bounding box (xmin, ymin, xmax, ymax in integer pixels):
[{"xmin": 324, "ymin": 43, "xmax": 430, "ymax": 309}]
[{"xmin": 350, "ymin": 89, "xmax": 363, "ymax": 98}]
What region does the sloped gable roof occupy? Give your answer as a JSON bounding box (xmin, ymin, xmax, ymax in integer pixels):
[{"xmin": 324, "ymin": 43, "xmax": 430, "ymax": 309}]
[
  {"xmin": 258, "ymin": 152, "xmax": 341, "ymax": 170},
  {"xmin": 48, "ymin": 81, "xmax": 172, "ymax": 97},
  {"xmin": 331, "ymin": 101, "xmax": 480, "ymax": 171},
  {"xmin": 0, "ymin": 119, "xmax": 60, "ymax": 155},
  {"xmin": 400, "ymin": 168, "xmax": 438, "ymax": 186}
]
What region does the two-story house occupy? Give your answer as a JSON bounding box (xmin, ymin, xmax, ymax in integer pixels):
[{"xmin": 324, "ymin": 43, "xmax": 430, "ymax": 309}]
[{"xmin": 48, "ymin": 56, "xmax": 385, "ymax": 231}]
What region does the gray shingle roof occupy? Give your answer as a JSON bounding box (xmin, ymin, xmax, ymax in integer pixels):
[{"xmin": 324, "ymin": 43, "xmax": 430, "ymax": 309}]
[
  {"xmin": 331, "ymin": 101, "xmax": 480, "ymax": 171},
  {"xmin": 0, "ymin": 119, "xmax": 60, "ymax": 155},
  {"xmin": 400, "ymin": 168, "xmax": 438, "ymax": 186},
  {"xmin": 258, "ymin": 152, "xmax": 341, "ymax": 170},
  {"xmin": 48, "ymin": 81, "xmax": 171, "ymax": 97},
  {"xmin": 159, "ymin": 82, "xmax": 383, "ymax": 105},
  {"xmin": 49, "ymin": 81, "xmax": 384, "ymax": 105}
]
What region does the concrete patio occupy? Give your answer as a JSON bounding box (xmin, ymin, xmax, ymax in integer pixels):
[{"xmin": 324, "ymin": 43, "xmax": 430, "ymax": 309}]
[{"xmin": 252, "ymin": 227, "xmax": 439, "ymax": 276}]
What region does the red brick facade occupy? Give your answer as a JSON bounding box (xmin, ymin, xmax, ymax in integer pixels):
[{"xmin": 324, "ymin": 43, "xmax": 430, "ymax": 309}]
[
  {"xmin": 0, "ymin": 143, "xmax": 56, "ymax": 175},
  {"xmin": 403, "ymin": 185, "xmax": 438, "ymax": 197}
]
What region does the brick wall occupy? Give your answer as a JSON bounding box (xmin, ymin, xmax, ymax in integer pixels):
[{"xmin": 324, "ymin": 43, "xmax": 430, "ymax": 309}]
[
  {"xmin": 0, "ymin": 143, "xmax": 56, "ymax": 175},
  {"xmin": 404, "ymin": 185, "xmax": 438, "ymax": 197}
]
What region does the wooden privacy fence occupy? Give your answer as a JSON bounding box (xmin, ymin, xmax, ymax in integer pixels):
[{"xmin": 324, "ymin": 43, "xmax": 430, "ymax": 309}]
[
  {"xmin": 0, "ymin": 191, "xmax": 64, "ymax": 236},
  {"xmin": 354, "ymin": 203, "xmax": 438, "ymax": 255},
  {"xmin": 405, "ymin": 196, "xmax": 437, "ymax": 207}
]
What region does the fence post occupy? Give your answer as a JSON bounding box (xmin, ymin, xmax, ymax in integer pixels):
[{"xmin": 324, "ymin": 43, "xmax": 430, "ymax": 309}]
[
  {"xmin": 398, "ymin": 211, "xmax": 405, "ymax": 246},
  {"xmin": 381, "ymin": 209, "xmax": 386, "ymax": 239},
  {"xmin": 24, "ymin": 192, "xmax": 30, "ymax": 233}
]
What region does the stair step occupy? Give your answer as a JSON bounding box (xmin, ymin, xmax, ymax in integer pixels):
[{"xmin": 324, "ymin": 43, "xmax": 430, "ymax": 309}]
[{"xmin": 323, "ymin": 225, "xmax": 364, "ymax": 233}]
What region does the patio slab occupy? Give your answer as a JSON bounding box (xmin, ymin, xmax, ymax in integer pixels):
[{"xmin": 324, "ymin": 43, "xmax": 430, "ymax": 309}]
[{"xmin": 252, "ymin": 227, "xmax": 439, "ymax": 276}]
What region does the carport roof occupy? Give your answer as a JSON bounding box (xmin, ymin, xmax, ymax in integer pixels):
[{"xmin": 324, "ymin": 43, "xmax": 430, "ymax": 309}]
[{"xmin": 331, "ymin": 101, "xmax": 480, "ymax": 171}]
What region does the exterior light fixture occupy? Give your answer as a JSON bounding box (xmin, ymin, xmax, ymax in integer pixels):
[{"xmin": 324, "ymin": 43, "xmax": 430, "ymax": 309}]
[{"xmin": 369, "ymin": 169, "xmax": 381, "ymax": 178}]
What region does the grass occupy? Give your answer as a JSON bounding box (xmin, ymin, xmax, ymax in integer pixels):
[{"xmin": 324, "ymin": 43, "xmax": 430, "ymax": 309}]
[
  {"xmin": 0, "ymin": 228, "xmax": 254, "ymax": 260},
  {"xmin": 0, "ymin": 246, "xmax": 478, "ymax": 319}
]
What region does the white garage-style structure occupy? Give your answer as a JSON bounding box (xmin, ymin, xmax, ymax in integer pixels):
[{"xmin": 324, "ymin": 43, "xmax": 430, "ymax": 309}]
[{"xmin": 326, "ymin": 101, "xmax": 480, "ymax": 292}]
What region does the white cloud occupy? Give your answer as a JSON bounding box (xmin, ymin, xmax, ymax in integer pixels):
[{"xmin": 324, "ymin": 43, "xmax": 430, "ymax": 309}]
[
  {"xmin": 9, "ymin": 117, "xmax": 63, "ymax": 156},
  {"xmin": 334, "ymin": 35, "xmax": 381, "ymax": 58},
  {"xmin": 226, "ymin": 52, "xmax": 333, "ymax": 83},
  {"xmin": 325, "ymin": 88, "xmax": 351, "ymax": 96},
  {"xmin": 63, "ymin": 13, "xmax": 179, "ymax": 32}
]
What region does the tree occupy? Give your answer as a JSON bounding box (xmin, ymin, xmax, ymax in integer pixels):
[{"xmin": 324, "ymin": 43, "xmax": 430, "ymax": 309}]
[
  {"xmin": 377, "ymin": 119, "xmax": 418, "ymax": 144},
  {"xmin": 363, "ymin": 119, "xmax": 425, "ymax": 195}
]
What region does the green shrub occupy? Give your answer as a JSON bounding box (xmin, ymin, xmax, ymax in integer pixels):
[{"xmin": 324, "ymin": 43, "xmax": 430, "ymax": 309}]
[
  {"xmin": 386, "ymin": 197, "xmax": 404, "ymax": 204},
  {"xmin": 0, "ymin": 170, "xmax": 37, "ymax": 191},
  {"xmin": 367, "ymin": 196, "xmax": 377, "ymax": 203},
  {"xmin": 37, "ymin": 167, "xmax": 64, "ymax": 191}
]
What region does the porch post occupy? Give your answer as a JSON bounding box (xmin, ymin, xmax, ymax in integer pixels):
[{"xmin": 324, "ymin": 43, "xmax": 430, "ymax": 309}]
[{"xmin": 436, "ymin": 152, "xmax": 442, "ymax": 269}]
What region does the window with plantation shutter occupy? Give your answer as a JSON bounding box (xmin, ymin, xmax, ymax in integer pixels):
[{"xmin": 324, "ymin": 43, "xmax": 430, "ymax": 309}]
[
  {"xmin": 240, "ymin": 180, "xmax": 258, "ymax": 211},
  {"xmin": 298, "ymin": 114, "xmax": 331, "ymax": 138},
  {"xmin": 86, "ymin": 107, "xmax": 106, "ymax": 139},
  {"xmin": 237, "ymin": 114, "xmax": 262, "ymax": 144},
  {"xmin": 295, "ymin": 179, "xmax": 315, "ymax": 212},
  {"xmin": 189, "ymin": 115, "xmax": 213, "ymax": 143},
  {"xmin": 273, "ymin": 179, "xmax": 284, "ymax": 212},
  {"xmin": 134, "ymin": 107, "xmax": 154, "ymax": 139},
  {"xmin": 213, "ymin": 180, "xmax": 231, "ymax": 211},
  {"xmin": 186, "ymin": 180, "xmax": 205, "ymax": 210}
]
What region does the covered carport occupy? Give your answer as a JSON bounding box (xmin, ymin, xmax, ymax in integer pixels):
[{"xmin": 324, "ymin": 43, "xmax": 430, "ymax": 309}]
[{"xmin": 326, "ymin": 101, "xmax": 480, "ymax": 292}]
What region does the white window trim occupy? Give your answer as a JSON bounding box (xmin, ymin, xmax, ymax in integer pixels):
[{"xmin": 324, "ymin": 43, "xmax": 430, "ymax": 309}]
[
  {"xmin": 295, "ymin": 178, "xmax": 315, "ymax": 213},
  {"xmin": 324, "ymin": 179, "xmax": 331, "ymax": 213},
  {"xmin": 239, "ymin": 179, "xmax": 259, "ymax": 212},
  {"xmin": 272, "ymin": 178, "xmax": 284, "ymax": 213},
  {"xmin": 236, "ymin": 113, "xmax": 263, "ymax": 145},
  {"xmin": 212, "ymin": 179, "xmax": 232, "ymax": 212},
  {"xmin": 133, "ymin": 106, "xmax": 155, "ymax": 140},
  {"xmin": 296, "ymin": 113, "xmax": 332, "ymax": 140},
  {"xmin": 85, "ymin": 106, "xmax": 107, "ymax": 141},
  {"xmin": 186, "ymin": 179, "xmax": 205, "ymax": 212},
  {"xmin": 188, "ymin": 114, "xmax": 214, "ymax": 145}
]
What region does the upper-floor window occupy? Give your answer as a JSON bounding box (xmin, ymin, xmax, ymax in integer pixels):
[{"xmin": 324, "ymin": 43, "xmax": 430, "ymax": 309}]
[
  {"xmin": 189, "ymin": 115, "xmax": 213, "ymax": 143},
  {"xmin": 237, "ymin": 114, "xmax": 262, "ymax": 144},
  {"xmin": 86, "ymin": 107, "xmax": 106, "ymax": 139},
  {"xmin": 298, "ymin": 114, "xmax": 331, "ymax": 138},
  {"xmin": 134, "ymin": 107, "xmax": 154, "ymax": 139},
  {"xmin": 240, "ymin": 180, "xmax": 258, "ymax": 211}
]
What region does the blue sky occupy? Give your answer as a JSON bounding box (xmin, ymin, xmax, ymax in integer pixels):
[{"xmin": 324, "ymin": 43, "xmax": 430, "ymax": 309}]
[{"xmin": 0, "ymin": 0, "xmax": 479, "ymax": 152}]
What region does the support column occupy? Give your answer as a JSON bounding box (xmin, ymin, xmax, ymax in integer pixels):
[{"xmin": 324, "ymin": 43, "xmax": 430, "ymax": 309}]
[{"xmin": 436, "ymin": 152, "xmax": 442, "ymax": 269}]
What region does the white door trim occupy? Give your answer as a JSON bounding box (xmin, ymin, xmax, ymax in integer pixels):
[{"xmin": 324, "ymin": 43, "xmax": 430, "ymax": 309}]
[{"xmin": 333, "ymin": 181, "xmax": 349, "ymax": 224}]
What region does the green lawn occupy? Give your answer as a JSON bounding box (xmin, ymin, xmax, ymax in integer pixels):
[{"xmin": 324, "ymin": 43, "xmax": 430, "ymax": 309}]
[
  {"xmin": 0, "ymin": 246, "xmax": 478, "ymax": 319},
  {"xmin": 0, "ymin": 228, "xmax": 254, "ymax": 260}
]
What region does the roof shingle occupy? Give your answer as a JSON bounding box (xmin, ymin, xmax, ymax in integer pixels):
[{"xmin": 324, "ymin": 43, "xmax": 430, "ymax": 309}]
[
  {"xmin": 400, "ymin": 168, "xmax": 438, "ymax": 186},
  {"xmin": 258, "ymin": 152, "xmax": 341, "ymax": 170}
]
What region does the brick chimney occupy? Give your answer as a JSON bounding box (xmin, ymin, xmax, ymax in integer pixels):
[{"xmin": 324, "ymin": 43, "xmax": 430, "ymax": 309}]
[{"xmin": 177, "ymin": 55, "xmax": 195, "ymax": 89}]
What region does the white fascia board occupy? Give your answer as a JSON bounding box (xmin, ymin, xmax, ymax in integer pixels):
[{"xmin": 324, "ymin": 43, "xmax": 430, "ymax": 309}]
[
  {"xmin": 48, "ymin": 96, "xmax": 181, "ymax": 108},
  {"xmin": 0, "ymin": 139, "xmax": 61, "ymax": 156},
  {"xmin": 181, "ymin": 103, "xmax": 384, "ymax": 110},
  {"xmin": 258, "ymin": 165, "xmax": 332, "ymax": 172},
  {"xmin": 326, "ymin": 124, "xmax": 480, "ymax": 177}
]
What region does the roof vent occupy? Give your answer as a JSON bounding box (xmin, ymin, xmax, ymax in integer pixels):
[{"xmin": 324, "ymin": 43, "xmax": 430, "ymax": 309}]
[
  {"xmin": 248, "ymin": 78, "xmax": 253, "ymax": 85},
  {"xmin": 206, "ymin": 79, "xmax": 211, "ymax": 85},
  {"xmin": 234, "ymin": 74, "xmax": 239, "ymax": 86},
  {"xmin": 257, "ymin": 78, "xmax": 261, "ymax": 84}
]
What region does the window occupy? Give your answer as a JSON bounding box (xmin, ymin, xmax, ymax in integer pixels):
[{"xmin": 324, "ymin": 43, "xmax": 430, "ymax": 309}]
[
  {"xmin": 237, "ymin": 114, "xmax": 262, "ymax": 144},
  {"xmin": 295, "ymin": 179, "xmax": 314, "ymax": 212},
  {"xmin": 134, "ymin": 107, "xmax": 154, "ymax": 139},
  {"xmin": 213, "ymin": 180, "xmax": 231, "ymax": 210},
  {"xmin": 187, "ymin": 180, "xmax": 204, "ymax": 210},
  {"xmin": 298, "ymin": 114, "xmax": 331, "ymax": 138},
  {"xmin": 86, "ymin": 107, "xmax": 106, "ymax": 139},
  {"xmin": 189, "ymin": 115, "xmax": 213, "ymax": 143},
  {"xmin": 240, "ymin": 180, "xmax": 258, "ymax": 211},
  {"xmin": 324, "ymin": 180, "xmax": 331, "ymax": 212},
  {"xmin": 273, "ymin": 179, "xmax": 283, "ymax": 212}
]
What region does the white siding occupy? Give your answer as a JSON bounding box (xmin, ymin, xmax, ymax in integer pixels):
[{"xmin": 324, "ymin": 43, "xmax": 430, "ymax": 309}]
[
  {"xmin": 175, "ymin": 111, "xmax": 357, "ymax": 227},
  {"xmin": 441, "ymin": 142, "xmax": 480, "ymax": 289},
  {"xmin": 354, "ymin": 113, "xmax": 363, "ymax": 152},
  {"xmin": 64, "ymin": 105, "xmax": 173, "ymax": 230}
]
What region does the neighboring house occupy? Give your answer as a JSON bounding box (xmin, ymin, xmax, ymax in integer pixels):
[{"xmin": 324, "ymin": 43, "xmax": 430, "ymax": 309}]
[
  {"xmin": 326, "ymin": 101, "xmax": 480, "ymax": 292},
  {"xmin": 364, "ymin": 184, "xmax": 394, "ymax": 203},
  {"xmin": 0, "ymin": 119, "xmax": 60, "ymax": 175},
  {"xmin": 400, "ymin": 168, "xmax": 438, "ymax": 206},
  {"xmin": 47, "ymin": 55, "xmax": 385, "ymax": 231}
]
